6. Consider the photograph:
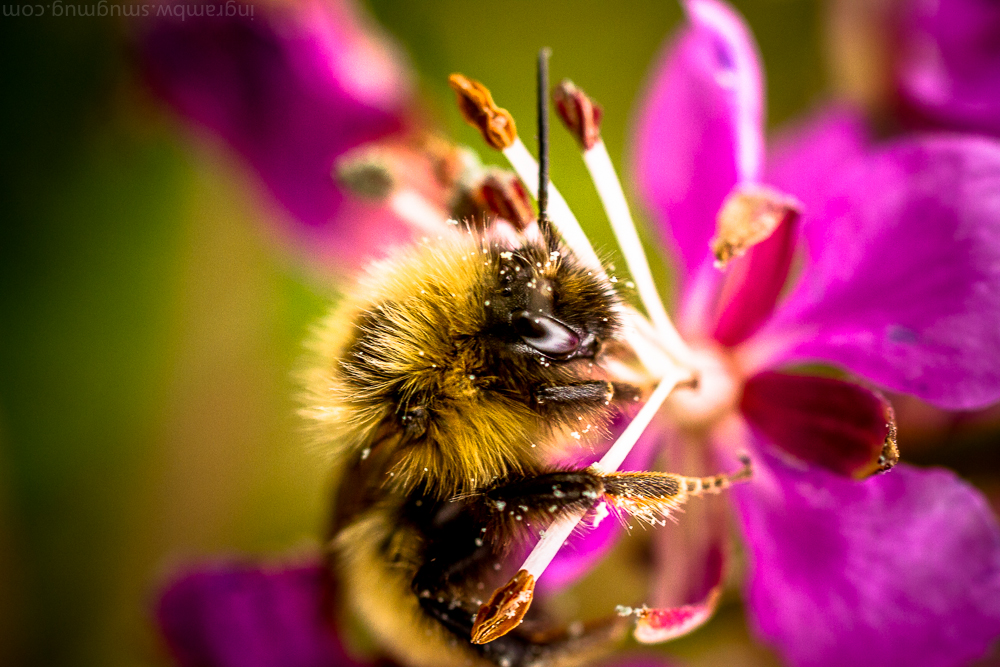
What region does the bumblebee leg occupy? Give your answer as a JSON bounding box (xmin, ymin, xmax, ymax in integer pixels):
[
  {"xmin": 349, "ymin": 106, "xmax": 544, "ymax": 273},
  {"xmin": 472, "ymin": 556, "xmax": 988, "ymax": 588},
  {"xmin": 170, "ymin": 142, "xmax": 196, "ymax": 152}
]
[
  {"xmin": 483, "ymin": 470, "xmax": 605, "ymax": 521},
  {"xmin": 409, "ymin": 471, "xmax": 621, "ymax": 667},
  {"xmin": 412, "ymin": 470, "xmax": 605, "ymax": 596},
  {"xmin": 598, "ymin": 456, "xmax": 752, "ymax": 525},
  {"xmin": 533, "ymin": 381, "xmax": 641, "ymax": 409}
]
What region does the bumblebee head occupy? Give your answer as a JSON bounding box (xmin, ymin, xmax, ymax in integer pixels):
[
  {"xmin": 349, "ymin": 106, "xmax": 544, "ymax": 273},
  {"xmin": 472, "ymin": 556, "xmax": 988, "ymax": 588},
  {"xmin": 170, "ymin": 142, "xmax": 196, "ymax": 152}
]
[{"xmin": 481, "ymin": 238, "xmax": 620, "ymax": 366}]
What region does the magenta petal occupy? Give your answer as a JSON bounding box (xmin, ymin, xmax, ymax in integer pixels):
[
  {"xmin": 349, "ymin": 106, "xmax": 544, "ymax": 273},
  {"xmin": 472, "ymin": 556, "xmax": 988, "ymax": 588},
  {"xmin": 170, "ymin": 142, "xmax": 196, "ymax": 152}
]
[
  {"xmin": 711, "ymin": 191, "xmax": 800, "ymax": 346},
  {"xmin": 765, "ymin": 106, "xmax": 870, "ymax": 247},
  {"xmin": 897, "ymin": 0, "xmax": 1000, "ymax": 135},
  {"xmin": 734, "ymin": 453, "xmax": 1000, "ymax": 667},
  {"xmin": 138, "ymin": 0, "xmax": 414, "ymax": 269},
  {"xmin": 740, "ymin": 371, "xmax": 895, "ymax": 479},
  {"xmin": 757, "ymin": 137, "xmax": 1000, "ymax": 410},
  {"xmin": 638, "ymin": 495, "xmax": 725, "ymax": 644},
  {"xmin": 157, "ymin": 559, "xmax": 365, "ymax": 667},
  {"xmin": 632, "ymin": 0, "xmax": 764, "ymax": 282},
  {"xmin": 633, "ymin": 591, "xmax": 720, "ymax": 644}
]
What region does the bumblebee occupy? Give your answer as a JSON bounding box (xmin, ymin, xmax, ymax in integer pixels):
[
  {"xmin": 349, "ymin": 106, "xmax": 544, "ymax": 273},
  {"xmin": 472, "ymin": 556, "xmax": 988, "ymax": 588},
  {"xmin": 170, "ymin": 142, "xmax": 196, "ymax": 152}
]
[
  {"xmin": 301, "ymin": 52, "xmax": 754, "ymax": 667},
  {"xmin": 301, "ymin": 221, "xmax": 751, "ymax": 667}
]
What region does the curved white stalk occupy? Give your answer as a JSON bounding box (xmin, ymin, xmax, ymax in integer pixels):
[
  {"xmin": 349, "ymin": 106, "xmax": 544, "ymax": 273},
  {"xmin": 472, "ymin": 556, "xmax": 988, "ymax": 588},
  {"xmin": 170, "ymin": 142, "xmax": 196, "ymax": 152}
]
[
  {"xmin": 389, "ymin": 189, "xmax": 451, "ymax": 235},
  {"xmin": 502, "ymin": 138, "xmax": 603, "ymax": 271},
  {"xmin": 583, "ymin": 140, "xmax": 693, "ymax": 363}
]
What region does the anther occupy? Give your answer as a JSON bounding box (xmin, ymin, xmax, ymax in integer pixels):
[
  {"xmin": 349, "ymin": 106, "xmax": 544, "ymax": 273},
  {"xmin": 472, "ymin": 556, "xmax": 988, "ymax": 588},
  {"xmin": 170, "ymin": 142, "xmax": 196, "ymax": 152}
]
[
  {"xmin": 479, "ymin": 169, "xmax": 536, "ymax": 230},
  {"xmin": 552, "ymin": 79, "xmax": 603, "ymax": 150},
  {"xmin": 471, "ymin": 569, "xmax": 535, "ymax": 644},
  {"xmin": 711, "ymin": 184, "xmax": 802, "ymax": 268},
  {"xmin": 334, "ymin": 143, "xmax": 451, "ymax": 234},
  {"xmin": 878, "ymin": 404, "xmax": 900, "ymax": 474},
  {"xmin": 448, "ymin": 73, "xmax": 517, "ymax": 150},
  {"xmin": 334, "ymin": 147, "xmax": 395, "ymax": 200}
]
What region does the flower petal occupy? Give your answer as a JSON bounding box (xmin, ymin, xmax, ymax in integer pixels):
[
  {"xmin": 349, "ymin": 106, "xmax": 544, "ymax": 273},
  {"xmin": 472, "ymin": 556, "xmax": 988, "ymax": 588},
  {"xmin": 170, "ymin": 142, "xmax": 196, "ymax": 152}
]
[
  {"xmin": 633, "ymin": 591, "xmax": 720, "ymax": 644},
  {"xmin": 897, "ymin": 0, "xmax": 1000, "ymax": 135},
  {"xmin": 632, "ymin": 0, "xmax": 764, "ymax": 283},
  {"xmin": 635, "ymin": 435, "xmax": 730, "ymax": 644},
  {"xmin": 157, "ymin": 558, "xmax": 364, "ymax": 667},
  {"xmin": 734, "ymin": 453, "xmax": 1000, "ymax": 667},
  {"xmin": 765, "ymin": 105, "xmax": 871, "ymax": 239},
  {"xmin": 740, "ymin": 371, "xmax": 897, "ymax": 479},
  {"xmin": 138, "ymin": 0, "xmax": 418, "ymax": 272},
  {"xmin": 710, "ymin": 188, "xmax": 800, "ymax": 346},
  {"xmin": 755, "ymin": 137, "xmax": 1000, "ymax": 410}
]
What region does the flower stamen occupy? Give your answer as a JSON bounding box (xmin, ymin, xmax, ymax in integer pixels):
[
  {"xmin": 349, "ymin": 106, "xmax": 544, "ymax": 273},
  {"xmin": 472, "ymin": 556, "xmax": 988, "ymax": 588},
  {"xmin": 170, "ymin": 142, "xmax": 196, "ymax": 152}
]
[
  {"xmin": 448, "ymin": 72, "xmax": 604, "ymax": 272},
  {"xmin": 448, "ymin": 73, "xmax": 517, "ymax": 150},
  {"xmin": 478, "ymin": 169, "xmax": 536, "ymax": 231},
  {"xmin": 335, "ymin": 144, "xmax": 453, "ymax": 235},
  {"xmin": 553, "ymin": 80, "xmax": 693, "ymax": 364},
  {"xmin": 711, "ymin": 184, "xmax": 801, "ymax": 268}
]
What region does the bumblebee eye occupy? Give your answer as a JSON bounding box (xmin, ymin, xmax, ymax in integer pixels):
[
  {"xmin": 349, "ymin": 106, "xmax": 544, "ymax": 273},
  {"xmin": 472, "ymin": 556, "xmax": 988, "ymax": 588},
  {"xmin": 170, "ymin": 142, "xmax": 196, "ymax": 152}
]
[{"xmin": 513, "ymin": 311, "xmax": 579, "ymax": 357}]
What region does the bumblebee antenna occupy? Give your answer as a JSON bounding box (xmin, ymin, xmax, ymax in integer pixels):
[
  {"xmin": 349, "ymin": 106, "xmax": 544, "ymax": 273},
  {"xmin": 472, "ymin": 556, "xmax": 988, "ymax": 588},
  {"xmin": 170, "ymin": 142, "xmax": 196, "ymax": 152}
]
[{"xmin": 537, "ymin": 48, "xmax": 556, "ymax": 249}]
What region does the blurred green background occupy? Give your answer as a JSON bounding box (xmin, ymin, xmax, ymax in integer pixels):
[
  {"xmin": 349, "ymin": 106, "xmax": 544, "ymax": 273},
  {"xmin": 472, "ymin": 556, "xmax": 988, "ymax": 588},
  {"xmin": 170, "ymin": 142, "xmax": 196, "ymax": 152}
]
[{"xmin": 5, "ymin": 1, "xmax": 983, "ymax": 666}]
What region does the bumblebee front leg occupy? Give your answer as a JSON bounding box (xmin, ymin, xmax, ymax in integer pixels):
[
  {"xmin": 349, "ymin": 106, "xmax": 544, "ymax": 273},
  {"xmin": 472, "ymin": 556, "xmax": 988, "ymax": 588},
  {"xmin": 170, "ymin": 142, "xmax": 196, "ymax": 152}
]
[
  {"xmin": 597, "ymin": 455, "xmax": 753, "ymax": 526},
  {"xmin": 483, "ymin": 470, "xmax": 605, "ymax": 523},
  {"xmin": 533, "ymin": 381, "xmax": 642, "ymax": 410},
  {"xmin": 409, "ymin": 478, "xmax": 618, "ymax": 667}
]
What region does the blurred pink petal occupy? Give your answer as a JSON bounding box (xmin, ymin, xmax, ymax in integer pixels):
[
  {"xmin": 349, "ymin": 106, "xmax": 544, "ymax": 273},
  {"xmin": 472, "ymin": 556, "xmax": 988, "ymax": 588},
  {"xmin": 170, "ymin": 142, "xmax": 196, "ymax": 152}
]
[
  {"xmin": 741, "ymin": 371, "xmax": 895, "ymax": 479},
  {"xmin": 897, "ymin": 0, "xmax": 1000, "ymax": 135},
  {"xmin": 756, "ymin": 136, "xmax": 1000, "ymax": 410},
  {"xmin": 632, "ymin": 0, "xmax": 764, "ymax": 285},
  {"xmin": 157, "ymin": 558, "xmax": 366, "ymax": 667},
  {"xmin": 138, "ymin": 0, "xmax": 429, "ymax": 273},
  {"xmin": 734, "ymin": 451, "xmax": 1000, "ymax": 667},
  {"xmin": 765, "ymin": 105, "xmax": 871, "ymax": 255}
]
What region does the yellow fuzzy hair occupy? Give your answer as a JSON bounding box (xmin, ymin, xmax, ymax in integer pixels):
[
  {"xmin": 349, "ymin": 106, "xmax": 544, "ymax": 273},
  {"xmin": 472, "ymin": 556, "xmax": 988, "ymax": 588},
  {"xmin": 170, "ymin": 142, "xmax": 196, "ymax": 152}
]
[{"xmin": 299, "ymin": 231, "xmax": 606, "ymax": 501}]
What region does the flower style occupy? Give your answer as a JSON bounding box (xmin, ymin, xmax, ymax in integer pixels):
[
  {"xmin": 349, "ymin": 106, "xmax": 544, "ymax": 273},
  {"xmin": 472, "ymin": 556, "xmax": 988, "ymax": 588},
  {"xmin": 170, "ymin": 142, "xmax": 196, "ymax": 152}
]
[{"xmin": 141, "ymin": 0, "xmax": 1000, "ymax": 666}]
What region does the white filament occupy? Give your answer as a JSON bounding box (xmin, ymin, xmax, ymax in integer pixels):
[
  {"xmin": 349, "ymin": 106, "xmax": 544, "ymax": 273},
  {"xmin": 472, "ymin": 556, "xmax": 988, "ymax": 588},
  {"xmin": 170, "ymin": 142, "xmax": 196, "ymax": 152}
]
[
  {"xmin": 502, "ymin": 138, "xmax": 603, "ymax": 271},
  {"xmin": 583, "ymin": 141, "xmax": 693, "ymax": 363},
  {"xmin": 389, "ymin": 189, "xmax": 450, "ymax": 235}
]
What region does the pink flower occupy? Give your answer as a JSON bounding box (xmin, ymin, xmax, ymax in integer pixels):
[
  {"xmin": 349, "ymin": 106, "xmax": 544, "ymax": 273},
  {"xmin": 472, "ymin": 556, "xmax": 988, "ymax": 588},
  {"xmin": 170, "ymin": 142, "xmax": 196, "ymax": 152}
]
[
  {"xmin": 137, "ymin": 0, "xmax": 450, "ymax": 276},
  {"xmin": 625, "ymin": 1, "xmax": 1000, "ymax": 665},
  {"xmin": 156, "ymin": 557, "xmax": 675, "ymax": 667},
  {"xmin": 142, "ymin": 1, "xmax": 1000, "ymax": 666},
  {"xmin": 895, "ymin": 0, "xmax": 1000, "ymax": 135}
]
